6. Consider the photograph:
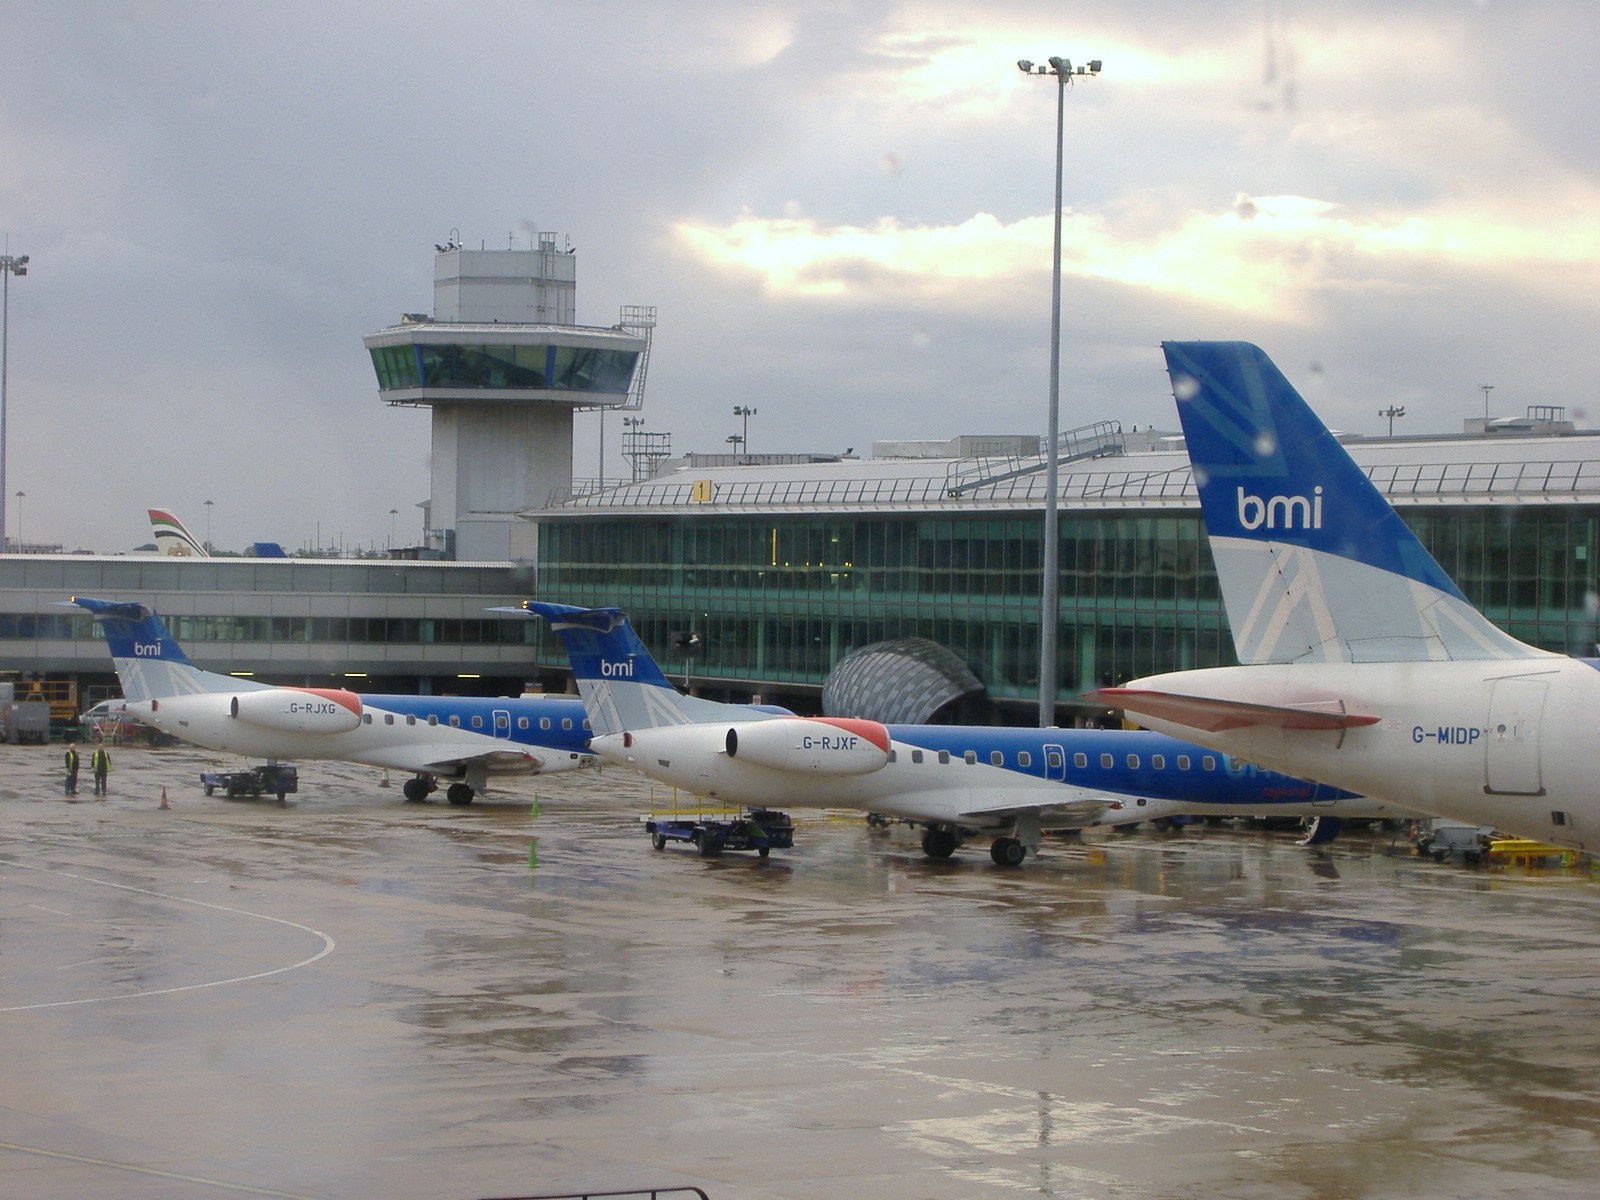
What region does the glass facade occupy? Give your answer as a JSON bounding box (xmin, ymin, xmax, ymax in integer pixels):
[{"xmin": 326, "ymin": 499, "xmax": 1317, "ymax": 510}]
[
  {"xmin": 369, "ymin": 342, "xmax": 638, "ymax": 395},
  {"xmin": 533, "ymin": 505, "xmax": 1600, "ymax": 708}
]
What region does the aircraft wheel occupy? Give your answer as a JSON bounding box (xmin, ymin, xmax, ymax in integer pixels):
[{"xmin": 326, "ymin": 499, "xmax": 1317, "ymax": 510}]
[
  {"xmin": 402, "ymin": 777, "xmax": 430, "ymax": 802},
  {"xmin": 990, "ymin": 838, "xmax": 1027, "ymax": 867},
  {"xmin": 446, "ymin": 783, "xmax": 474, "ymax": 806},
  {"xmin": 920, "ymin": 828, "xmax": 958, "ymax": 859}
]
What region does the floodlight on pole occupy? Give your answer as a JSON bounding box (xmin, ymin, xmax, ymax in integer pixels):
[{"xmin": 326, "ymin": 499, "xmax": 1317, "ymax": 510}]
[
  {"xmin": 0, "ymin": 251, "xmax": 29, "ymax": 553},
  {"xmin": 733, "ymin": 405, "xmax": 757, "ymax": 458},
  {"xmin": 1017, "ymin": 54, "xmax": 1099, "ymax": 727}
]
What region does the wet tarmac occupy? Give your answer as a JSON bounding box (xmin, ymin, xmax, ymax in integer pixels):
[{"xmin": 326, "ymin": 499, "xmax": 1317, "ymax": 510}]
[{"xmin": 3, "ymin": 742, "xmax": 1600, "ymax": 1200}]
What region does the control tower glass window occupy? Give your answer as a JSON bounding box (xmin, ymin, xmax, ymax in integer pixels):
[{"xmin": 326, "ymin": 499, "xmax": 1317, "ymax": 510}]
[{"xmin": 368, "ymin": 343, "xmax": 637, "ymax": 394}]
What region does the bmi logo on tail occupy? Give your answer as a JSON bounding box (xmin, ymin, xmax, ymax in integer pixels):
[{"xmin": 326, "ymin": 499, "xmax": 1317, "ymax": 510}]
[{"xmin": 1236, "ymin": 486, "xmax": 1323, "ymax": 531}]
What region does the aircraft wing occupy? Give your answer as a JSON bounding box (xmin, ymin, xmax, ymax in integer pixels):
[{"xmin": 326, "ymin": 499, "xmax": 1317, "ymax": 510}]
[
  {"xmin": 364, "ymin": 744, "xmax": 550, "ymax": 776},
  {"xmin": 1088, "ymin": 688, "xmax": 1380, "ymax": 733},
  {"xmin": 956, "ymin": 793, "xmax": 1111, "ymax": 829}
]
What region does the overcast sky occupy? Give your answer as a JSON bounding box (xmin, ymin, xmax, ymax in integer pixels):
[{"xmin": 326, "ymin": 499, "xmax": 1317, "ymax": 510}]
[{"xmin": 3, "ymin": 0, "xmax": 1598, "ymax": 554}]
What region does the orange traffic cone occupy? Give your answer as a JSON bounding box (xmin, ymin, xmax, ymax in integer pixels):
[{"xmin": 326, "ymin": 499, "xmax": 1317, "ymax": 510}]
[{"xmin": 158, "ymin": 786, "xmax": 169, "ymax": 810}]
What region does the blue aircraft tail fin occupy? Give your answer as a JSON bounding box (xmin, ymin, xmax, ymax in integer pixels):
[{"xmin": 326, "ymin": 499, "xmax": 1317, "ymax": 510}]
[
  {"xmin": 69, "ymin": 596, "xmax": 240, "ymax": 702},
  {"xmin": 1162, "ymin": 341, "xmax": 1540, "ymax": 665},
  {"xmin": 503, "ymin": 602, "xmax": 749, "ymax": 737}
]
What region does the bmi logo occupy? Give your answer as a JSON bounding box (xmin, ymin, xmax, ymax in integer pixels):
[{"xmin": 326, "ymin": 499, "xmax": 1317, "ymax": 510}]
[
  {"xmin": 1236, "ymin": 486, "xmax": 1323, "ymax": 531},
  {"xmin": 599, "ymin": 658, "xmax": 634, "ymax": 678},
  {"xmin": 133, "ymin": 642, "xmax": 163, "ymax": 657}
]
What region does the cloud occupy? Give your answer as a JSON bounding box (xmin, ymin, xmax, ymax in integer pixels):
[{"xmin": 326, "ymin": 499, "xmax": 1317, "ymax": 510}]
[{"xmin": 673, "ymin": 184, "xmax": 1600, "ymax": 322}]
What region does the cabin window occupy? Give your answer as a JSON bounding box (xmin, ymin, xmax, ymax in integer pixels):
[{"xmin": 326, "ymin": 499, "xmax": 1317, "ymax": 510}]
[
  {"xmin": 964, "ymin": 750, "xmax": 977, "ymax": 764},
  {"xmin": 1100, "ymin": 752, "xmax": 1113, "ymax": 769},
  {"xmin": 1074, "ymin": 752, "xmax": 1087, "ymax": 768},
  {"xmin": 540, "ymin": 717, "xmax": 551, "ymax": 730},
  {"xmin": 1177, "ymin": 755, "xmax": 1190, "ymax": 769},
  {"xmin": 911, "ymin": 749, "xmax": 924, "ymax": 764},
  {"xmin": 383, "ymin": 713, "xmax": 394, "ymax": 726},
  {"xmin": 362, "ymin": 713, "xmax": 372, "ymax": 725},
  {"xmin": 582, "ymin": 719, "xmax": 591, "ymax": 730},
  {"xmin": 562, "ymin": 718, "xmax": 573, "ymax": 730},
  {"xmin": 471, "ymin": 716, "xmax": 483, "ymax": 729},
  {"xmin": 990, "ymin": 750, "xmax": 1003, "ymax": 766},
  {"xmin": 937, "ymin": 750, "xmax": 950, "ymax": 765},
  {"xmin": 517, "ymin": 717, "xmax": 528, "ymax": 730},
  {"xmin": 888, "ymin": 749, "xmax": 897, "ymax": 763},
  {"xmin": 1126, "ymin": 754, "xmax": 1139, "ymax": 769},
  {"xmin": 1017, "ymin": 751, "xmax": 1031, "ymax": 768},
  {"xmin": 1151, "ymin": 754, "xmax": 1165, "ymax": 770},
  {"xmin": 1202, "ymin": 755, "xmax": 1216, "ymax": 770},
  {"xmin": 448, "ymin": 715, "xmax": 460, "ymax": 727},
  {"xmin": 406, "ymin": 714, "xmax": 416, "ymax": 726}
]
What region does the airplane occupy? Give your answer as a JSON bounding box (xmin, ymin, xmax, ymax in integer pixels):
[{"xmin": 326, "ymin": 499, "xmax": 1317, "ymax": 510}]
[
  {"xmin": 1092, "ymin": 340, "xmax": 1596, "ymax": 851},
  {"xmin": 148, "ymin": 508, "xmax": 209, "ymax": 557},
  {"xmin": 70, "ymin": 595, "xmax": 597, "ymax": 803},
  {"xmin": 147, "ymin": 508, "xmax": 288, "ymax": 558},
  {"xmin": 504, "ymin": 601, "xmax": 1416, "ymax": 865}
]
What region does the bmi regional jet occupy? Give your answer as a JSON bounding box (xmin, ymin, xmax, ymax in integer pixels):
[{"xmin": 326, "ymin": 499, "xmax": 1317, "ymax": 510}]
[
  {"xmin": 506, "ymin": 601, "xmax": 1414, "ymax": 866},
  {"xmin": 1095, "ymin": 341, "xmax": 1596, "ymax": 851},
  {"xmin": 71, "ymin": 596, "xmax": 595, "ymax": 803}
]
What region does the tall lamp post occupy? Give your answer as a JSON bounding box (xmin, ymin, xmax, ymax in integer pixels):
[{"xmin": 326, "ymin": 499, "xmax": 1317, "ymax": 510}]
[
  {"xmin": 204, "ymin": 498, "xmax": 215, "ymax": 552},
  {"xmin": 733, "ymin": 405, "xmax": 756, "ymax": 460},
  {"xmin": 1, "ymin": 251, "xmax": 29, "ymax": 552},
  {"xmin": 13, "ymin": 490, "xmax": 22, "ymax": 551},
  {"xmin": 1017, "ymin": 56, "xmax": 1099, "ymax": 727}
]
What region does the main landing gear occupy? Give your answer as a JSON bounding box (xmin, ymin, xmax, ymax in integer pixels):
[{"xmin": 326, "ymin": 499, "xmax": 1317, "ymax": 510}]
[
  {"xmin": 920, "ymin": 827, "xmax": 960, "ymax": 859},
  {"xmin": 401, "ymin": 775, "xmax": 477, "ymax": 805},
  {"xmin": 989, "ymin": 837, "xmax": 1027, "ymax": 867}
]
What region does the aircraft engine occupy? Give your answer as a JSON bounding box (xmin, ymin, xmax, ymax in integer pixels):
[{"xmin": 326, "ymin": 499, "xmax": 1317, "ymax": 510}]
[
  {"xmin": 723, "ymin": 716, "xmax": 890, "ymax": 776},
  {"xmin": 229, "ymin": 687, "xmax": 363, "ymax": 734}
]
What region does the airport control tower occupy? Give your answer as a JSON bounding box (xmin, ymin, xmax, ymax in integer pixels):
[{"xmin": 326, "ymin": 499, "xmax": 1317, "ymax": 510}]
[{"xmin": 363, "ymin": 233, "xmax": 652, "ymax": 560}]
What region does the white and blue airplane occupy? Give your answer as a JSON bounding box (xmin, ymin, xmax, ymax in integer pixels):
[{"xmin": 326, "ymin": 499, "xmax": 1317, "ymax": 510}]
[
  {"xmin": 71, "ymin": 596, "xmax": 596, "ymax": 803},
  {"xmin": 1096, "ymin": 340, "xmax": 1595, "ymax": 851},
  {"xmin": 505, "ymin": 601, "xmax": 1415, "ymax": 866}
]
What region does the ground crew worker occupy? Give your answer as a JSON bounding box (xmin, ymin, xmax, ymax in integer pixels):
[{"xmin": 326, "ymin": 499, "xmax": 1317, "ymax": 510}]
[
  {"xmin": 91, "ymin": 745, "xmax": 111, "ymax": 796},
  {"xmin": 64, "ymin": 742, "xmax": 80, "ymax": 796}
]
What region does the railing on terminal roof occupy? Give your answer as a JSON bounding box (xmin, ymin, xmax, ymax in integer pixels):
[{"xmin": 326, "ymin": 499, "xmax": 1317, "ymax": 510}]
[
  {"xmin": 542, "ymin": 456, "xmax": 1600, "ymax": 513},
  {"xmin": 943, "ymin": 419, "xmax": 1124, "ymax": 496}
]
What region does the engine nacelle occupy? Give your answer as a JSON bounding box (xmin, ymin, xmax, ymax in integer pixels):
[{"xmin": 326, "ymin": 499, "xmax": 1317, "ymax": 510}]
[
  {"xmin": 723, "ymin": 716, "xmax": 890, "ymax": 776},
  {"xmin": 229, "ymin": 687, "xmax": 363, "ymax": 734}
]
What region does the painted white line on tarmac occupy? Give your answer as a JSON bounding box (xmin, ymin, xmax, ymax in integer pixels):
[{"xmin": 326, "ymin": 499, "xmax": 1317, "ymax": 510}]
[
  {"xmin": 0, "ymin": 1138, "xmax": 326, "ymax": 1200},
  {"xmin": 0, "ymin": 856, "xmax": 336, "ymax": 1013}
]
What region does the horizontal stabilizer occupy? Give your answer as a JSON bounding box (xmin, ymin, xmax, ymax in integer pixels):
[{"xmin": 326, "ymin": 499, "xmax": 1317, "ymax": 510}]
[{"xmin": 1090, "ymin": 687, "xmax": 1379, "ymax": 733}]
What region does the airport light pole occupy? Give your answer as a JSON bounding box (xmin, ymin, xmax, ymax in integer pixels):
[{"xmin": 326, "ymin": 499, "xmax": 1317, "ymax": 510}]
[
  {"xmin": 1, "ymin": 251, "xmax": 29, "ymax": 552},
  {"xmin": 725, "ymin": 433, "xmax": 744, "ymax": 462},
  {"xmin": 204, "ymin": 498, "xmax": 214, "ymax": 551},
  {"xmin": 1379, "ymin": 405, "xmax": 1406, "ymax": 436},
  {"xmin": 13, "ymin": 490, "xmax": 22, "ymax": 551},
  {"xmin": 1017, "ymin": 56, "xmax": 1099, "ymax": 727},
  {"xmin": 389, "ymin": 508, "xmax": 398, "ymax": 548},
  {"xmin": 733, "ymin": 405, "xmax": 756, "ymax": 459}
]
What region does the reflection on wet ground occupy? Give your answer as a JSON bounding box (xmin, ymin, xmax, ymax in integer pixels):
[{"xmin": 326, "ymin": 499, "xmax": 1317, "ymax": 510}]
[{"xmin": 3, "ymin": 743, "xmax": 1599, "ymax": 1198}]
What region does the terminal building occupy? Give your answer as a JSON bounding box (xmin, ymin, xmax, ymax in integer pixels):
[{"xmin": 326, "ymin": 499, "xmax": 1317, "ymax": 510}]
[
  {"xmin": 3, "ymin": 237, "xmax": 1598, "ymax": 727},
  {"xmin": 521, "ymin": 417, "xmax": 1600, "ymax": 721}
]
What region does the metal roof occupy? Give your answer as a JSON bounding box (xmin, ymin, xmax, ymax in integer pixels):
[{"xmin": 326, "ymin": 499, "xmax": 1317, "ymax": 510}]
[{"xmin": 533, "ymin": 430, "xmax": 1600, "ymax": 518}]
